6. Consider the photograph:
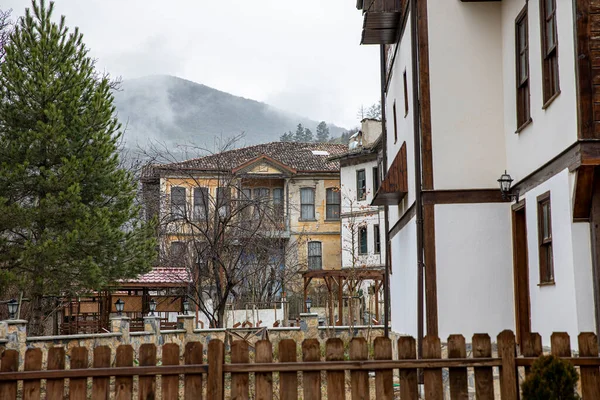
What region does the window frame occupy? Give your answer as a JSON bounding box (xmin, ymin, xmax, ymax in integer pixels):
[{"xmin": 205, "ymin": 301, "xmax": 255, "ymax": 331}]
[
  {"xmin": 193, "ymin": 187, "xmax": 209, "ymax": 221},
  {"xmin": 169, "ymin": 241, "xmax": 187, "ymax": 266},
  {"xmin": 537, "ymin": 191, "xmax": 554, "ymax": 284},
  {"xmin": 356, "ymin": 169, "xmax": 367, "ymax": 201},
  {"xmin": 325, "ymin": 187, "xmax": 341, "ymax": 220},
  {"xmin": 300, "ymin": 187, "xmax": 316, "ymax": 220},
  {"xmin": 170, "ymin": 186, "xmax": 187, "ymax": 219},
  {"xmin": 393, "ymin": 101, "xmax": 398, "ymax": 144},
  {"xmin": 272, "ymin": 187, "xmax": 284, "ymax": 220},
  {"xmin": 515, "ymin": 6, "xmax": 532, "ymax": 132},
  {"xmin": 374, "ymin": 224, "xmax": 381, "ymax": 254},
  {"xmin": 359, "ymin": 226, "xmax": 368, "ymax": 255},
  {"xmin": 373, "ymin": 166, "xmax": 380, "ymax": 194},
  {"xmin": 403, "ymin": 69, "xmax": 409, "ymax": 117},
  {"xmin": 216, "ymin": 187, "xmax": 230, "ymax": 217},
  {"xmin": 539, "ymin": 0, "xmax": 560, "ymax": 106},
  {"xmin": 307, "ymin": 241, "xmax": 322, "ymax": 270}
]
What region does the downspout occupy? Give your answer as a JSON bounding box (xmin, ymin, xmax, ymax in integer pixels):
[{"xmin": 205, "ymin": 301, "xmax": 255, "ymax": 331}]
[
  {"xmin": 380, "ymin": 44, "xmax": 391, "ymax": 339},
  {"xmin": 410, "ymin": 0, "xmax": 425, "ymax": 361}
]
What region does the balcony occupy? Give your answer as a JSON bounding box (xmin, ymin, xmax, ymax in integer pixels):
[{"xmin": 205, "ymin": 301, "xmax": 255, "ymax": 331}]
[{"xmin": 358, "ymin": 0, "xmax": 404, "ymax": 45}]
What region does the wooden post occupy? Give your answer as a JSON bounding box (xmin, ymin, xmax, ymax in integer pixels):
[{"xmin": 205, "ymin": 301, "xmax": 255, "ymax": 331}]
[
  {"xmin": 231, "ymin": 340, "xmax": 250, "ymax": 400},
  {"xmin": 184, "ymin": 342, "xmax": 204, "ymax": 400},
  {"xmin": 23, "ymin": 348, "xmax": 42, "ymax": 400},
  {"xmin": 46, "ymin": 347, "xmax": 66, "ymax": 400},
  {"xmin": 69, "ymin": 347, "xmax": 88, "ymax": 400},
  {"xmin": 279, "ymin": 339, "xmax": 298, "ymax": 400},
  {"xmin": 375, "ymin": 281, "xmax": 380, "ymax": 322},
  {"xmin": 398, "ymin": 336, "xmax": 418, "ymax": 400},
  {"xmin": 423, "ymin": 335, "xmax": 443, "ymax": 400},
  {"xmin": 138, "ymin": 344, "xmax": 157, "ymax": 399},
  {"xmin": 302, "ymin": 339, "xmax": 322, "ymax": 400},
  {"xmin": 326, "ymin": 338, "xmax": 345, "ymax": 400},
  {"xmin": 448, "ymin": 335, "xmax": 468, "ymax": 400},
  {"xmin": 304, "ymin": 277, "xmax": 308, "ymax": 313},
  {"xmin": 208, "ymin": 339, "xmax": 225, "ymax": 400},
  {"xmin": 349, "ymin": 337, "xmax": 369, "ymax": 399},
  {"xmin": 497, "ymin": 330, "xmax": 518, "ymax": 400},
  {"xmin": 255, "ymin": 340, "xmax": 273, "ymax": 400},
  {"xmin": 472, "ymin": 334, "xmax": 494, "ymax": 400},
  {"xmin": 162, "ymin": 343, "xmax": 180, "ymax": 400},
  {"xmin": 115, "ymin": 345, "xmax": 133, "ymax": 400},
  {"xmin": 337, "ymin": 277, "xmax": 344, "ymax": 326},
  {"xmin": 374, "ymin": 337, "xmax": 393, "ymax": 400},
  {"xmin": 521, "ymin": 332, "xmax": 542, "ymax": 376},
  {"xmin": 91, "ymin": 346, "xmax": 111, "ymax": 400},
  {"xmin": 579, "ymin": 333, "xmax": 600, "ymax": 399},
  {"xmin": 0, "ymin": 349, "xmax": 18, "ymax": 400}
]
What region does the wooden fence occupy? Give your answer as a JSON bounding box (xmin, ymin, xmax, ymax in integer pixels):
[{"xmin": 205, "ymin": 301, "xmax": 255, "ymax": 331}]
[{"xmin": 0, "ymin": 329, "xmax": 599, "ymax": 399}]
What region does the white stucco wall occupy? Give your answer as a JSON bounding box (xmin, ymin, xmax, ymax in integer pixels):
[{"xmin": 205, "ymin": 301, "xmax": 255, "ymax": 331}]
[
  {"xmin": 435, "ymin": 203, "xmax": 514, "ymax": 340},
  {"xmin": 501, "ymin": 0, "xmax": 578, "ymax": 180},
  {"xmin": 428, "ymin": 0, "xmax": 506, "ymax": 190},
  {"xmin": 390, "ymin": 218, "xmax": 418, "ymax": 336}
]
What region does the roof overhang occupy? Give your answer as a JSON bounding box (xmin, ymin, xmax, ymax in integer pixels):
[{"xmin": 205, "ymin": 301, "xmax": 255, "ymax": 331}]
[
  {"xmin": 232, "ymin": 154, "xmax": 297, "ymax": 175},
  {"xmin": 359, "ymin": 0, "xmax": 403, "ymax": 45},
  {"xmin": 372, "ymin": 141, "xmax": 408, "ymax": 206}
]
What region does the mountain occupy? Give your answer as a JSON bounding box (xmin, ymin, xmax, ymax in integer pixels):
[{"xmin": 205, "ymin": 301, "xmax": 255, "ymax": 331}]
[{"xmin": 112, "ymin": 75, "xmax": 347, "ymax": 154}]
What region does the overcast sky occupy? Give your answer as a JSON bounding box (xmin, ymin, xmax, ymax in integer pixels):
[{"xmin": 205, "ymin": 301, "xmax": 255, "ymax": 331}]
[{"xmin": 3, "ymin": 0, "xmax": 380, "ymax": 129}]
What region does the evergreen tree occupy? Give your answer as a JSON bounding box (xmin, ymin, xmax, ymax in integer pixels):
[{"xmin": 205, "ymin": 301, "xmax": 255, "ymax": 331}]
[
  {"xmin": 316, "ymin": 121, "xmax": 330, "ymax": 142},
  {"xmin": 294, "ymin": 123, "xmax": 305, "ymax": 142},
  {"xmin": 280, "ymin": 131, "xmax": 293, "ymax": 142},
  {"xmin": 304, "ymin": 128, "xmax": 313, "ymax": 142},
  {"xmin": 0, "ymin": 0, "xmax": 156, "ymax": 335}
]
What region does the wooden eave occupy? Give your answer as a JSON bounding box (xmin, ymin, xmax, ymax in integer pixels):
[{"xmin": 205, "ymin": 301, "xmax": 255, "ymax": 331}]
[
  {"xmin": 360, "ymin": 0, "xmax": 403, "ymax": 45},
  {"xmin": 372, "ymin": 141, "xmax": 408, "ymax": 206},
  {"xmin": 231, "ymin": 155, "xmax": 297, "ymax": 175}
]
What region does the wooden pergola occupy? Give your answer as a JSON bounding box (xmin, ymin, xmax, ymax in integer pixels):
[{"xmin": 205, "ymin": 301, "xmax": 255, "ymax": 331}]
[{"xmin": 302, "ymin": 268, "xmax": 385, "ymax": 326}]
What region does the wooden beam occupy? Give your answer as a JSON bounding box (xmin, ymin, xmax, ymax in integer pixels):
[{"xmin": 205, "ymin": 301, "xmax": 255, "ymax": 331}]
[
  {"xmin": 574, "ymin": 166, "xmax": 596, "ymax": 221},
  {"xmin": 421, "ymin": 189, "xmax": 507, "ymax": 205}
]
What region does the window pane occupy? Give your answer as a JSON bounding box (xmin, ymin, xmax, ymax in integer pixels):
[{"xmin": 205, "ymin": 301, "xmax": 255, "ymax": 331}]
[
  {"xmin": 359, "ymin": 227, "xmax": 368, "ymax": 254},
  {"xmin": 357, "ymin": 170, "xmax": 366, "ymax": 200},
  {"xmin": 273, "ymin": 188, "xmax": 284, "ymax": 204},
  {"xmin": 545, "ymin": 0, "xmax": 554, "ymax": 17},
  {"xmin": 301, "ymin": 188, "xmax": 315, "ymax": 219},
  {"xmin": 308, "ymin": 242, "xmax": 322, "ymax": 270},
  {"xmin": 374, "ymin": 225, "xmax": 381, "ymax": 254},
  {"xmin": 542, "ymin": 203, "xmax": 550, "ymax": 239},
  {"xmin": 193, "ymin": 187, "xmax": 208, "ymax": 220},
  {"xmin": 546, "ymin": 20, "xmax": 555, "ymax": 51},
  {"xmin": 171, "ymin": 187, "xmax": 186, "ymax": 217}
]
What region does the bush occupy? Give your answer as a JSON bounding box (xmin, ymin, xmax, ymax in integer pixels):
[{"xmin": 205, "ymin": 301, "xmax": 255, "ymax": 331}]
[{"xmin": 521, "ymin": 354, "xmax": 579, "ymax": 400}]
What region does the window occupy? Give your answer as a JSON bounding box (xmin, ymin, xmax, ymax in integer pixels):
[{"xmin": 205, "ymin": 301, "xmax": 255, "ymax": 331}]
[
  {"xmin": 193, "ymin": 187, "xmax": 209, "ymax": 221},
  {"xmin": 300, "ymin": 188, "xmax": 315, "ymax": 220},
  {"xmin": 359, "ymin": 226, "xmax": 368, "ymax": 255},
  {"xmin": 170, "ymin": 241, "xmax": 187, "ymax": 265},
  {"xmin": 403, "ymin": 70, "xmax": 409, "ymax": 116},
  {"xmin": 537, "ymin": 192, "xmax": 554, "ymax": 283},
  {"xmin": 516, "ymin": 7, "xmax": 531, "ymax": 130},
  {"xmin": 308, "ymin": 241, "xmax": 322, "ymax": 270},
  {"xmin": 171, "ymin": 186, "xmax": 186, "ymax": 219},
  {"xmin": 240, "ymin": 188, "xmax": 252, "ymax": 220},
  {"xmin": 216, "ymin": 187, "xmax": 230, "ymax": 217},
  {"xmin": 273, "ymin": 188, "xmax": 284, "ymax": 219},
  {"xmin": 373, "ymin": 166, "xmax": 380, "ymax": 194},
  {"xmin": 540, "ymin": 0, "xmax": 559, "ymax": 104},
  {"xmin": 357, "ymin": 169, "xmax": 366, "ymax": 201},
  {"xmin": 393, "ymin": 102, "xmax": 398, "ymax": 143},
  {"xmin": 253, "ymin": 188, "xmax": 270, "ymax": 218},
  {"xmin": 374, "ymin": 224, "xmax": 381, "ymax": 254},
  {"xmin": 326, "ymin": 188, "xmax": 341, "ymax": 220}
]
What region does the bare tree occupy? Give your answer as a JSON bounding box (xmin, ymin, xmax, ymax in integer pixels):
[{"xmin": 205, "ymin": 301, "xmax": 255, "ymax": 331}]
[{"xmin": 0, "ymin": 8, "xmax": 12, "ymax": 63}]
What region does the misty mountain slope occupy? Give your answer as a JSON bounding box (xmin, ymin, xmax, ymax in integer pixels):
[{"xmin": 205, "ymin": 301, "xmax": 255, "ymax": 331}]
[{"xmin": 113, "ymin": 75, "xmax": 346, "ymax": 151}]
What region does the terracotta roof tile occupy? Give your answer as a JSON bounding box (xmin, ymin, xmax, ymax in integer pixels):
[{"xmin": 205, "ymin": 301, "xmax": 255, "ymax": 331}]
[{"xmin": 123, "ymin": 267, "xmax": 190, "ymax": 284}]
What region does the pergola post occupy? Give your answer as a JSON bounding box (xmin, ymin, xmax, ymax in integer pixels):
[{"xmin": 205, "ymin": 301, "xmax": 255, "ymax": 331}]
[{"xmin": 337, "ymin": 277, "xmax": 344, "ymax": 326}]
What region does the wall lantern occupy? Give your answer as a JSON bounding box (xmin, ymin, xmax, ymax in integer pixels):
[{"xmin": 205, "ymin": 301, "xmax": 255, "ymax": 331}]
[
  {"xmin": 7, "ymin": 298, "xmax": 18, "ymax": 320},
  {"xmin": 497, "ymin": 170, "xmax": 519, "ymax": 202},
  {"xmin": 115, "ymin": 298, "xmax": 125, "ymax": 316},
  {"xmin": 182, "ymin": 299, "xmax": 190, "ymax": 315},
  {"xmin": 306, "ymin": 297, "xmax": 312, "ymax": 313},
  {"xmin": 149, "ymin": 299, "xmax": 157, "ymax": 316}
]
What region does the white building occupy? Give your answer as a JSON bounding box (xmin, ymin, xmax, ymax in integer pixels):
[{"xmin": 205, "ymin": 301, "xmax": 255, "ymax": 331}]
[{"xmin": 357, "ymin": 0, "xmax": 600, "ymax": 346}]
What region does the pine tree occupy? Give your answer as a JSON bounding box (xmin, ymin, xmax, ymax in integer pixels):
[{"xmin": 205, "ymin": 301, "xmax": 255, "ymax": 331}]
[
  {"xmin": 0, "ymin": 0, "xmax": 156, "ymax": 335},
  {"xmin": 304, "ymin": 128, "xmax": 313, "ymax": 142},
  {"xmin": 316, "ymin": 121, "xmax": 330, "ymax": 142},
  {"xmin": 280, "ymin": 131, "xmax": 293, "ymax": 142},
  {"xmin": 294, "ymin": 123, "xmax": 305, "ymax": 142}
]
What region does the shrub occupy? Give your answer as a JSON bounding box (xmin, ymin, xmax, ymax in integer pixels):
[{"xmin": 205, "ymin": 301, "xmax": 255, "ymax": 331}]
[{"xmin": 521, "ymin": 354, "xmax": 579, "ymax": 400}]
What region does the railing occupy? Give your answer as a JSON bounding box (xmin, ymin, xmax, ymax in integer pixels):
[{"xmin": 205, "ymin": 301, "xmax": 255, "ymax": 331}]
[{"xmin": 0, "ymin": 330, "xmax": 599, "ymax": 399}]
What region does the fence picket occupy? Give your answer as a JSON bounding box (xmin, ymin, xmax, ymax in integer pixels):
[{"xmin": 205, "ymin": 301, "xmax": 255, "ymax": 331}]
[
  {"xmin": 139, "ymin": 344, "xmax": 157, "ymax": 399},
  {"xmin": 91, "ymin": 346, "xmax": 111, "ymax": 400},
  {"xmin": 472, "ymin": 334, "xmax": 494, "ymax": 400},
  {"xmin": 0, "ymin": 349, "xmax": 18, "ymax": 400},
  {"xmin": 114, "ymin": 345, "xmax": 134, "ymax": 400},
  {"xmin": 497, "ymin": 330, "xmax": 518, "ymax": 400},
  {"xmin": 255, "ymin": 340, "xmax": 273, "ymax": 400},
  {"xmin": 374, "ymin": 337, "xmax": 393, "ymax": 400},
  {"xmin": 279, "ymin": 339, "xmax": 298, "ymax": 400},
  {"xmin": 551, "ymin": 332, "xmax": 571, "ymax": 356},
  {"xmin": 207, "ymin": 339, "xmax": 225, "ymax": 400},
  {"xmin": 302, "ymin": 339, "xmax": 322, "ymax": 400},
  {"xmin": 326, "ymin": 338, "xmax": 345, "ymax": 400},
  {"xmin": 162, "ymin": 343, "xmax": 180, "ymax": 400},
  {"xmin": 397, "ymin": 336, "xmax": 417, "ymax": 400},
  {"xmin": 349, "ymin": 337, "xmax": 368, "ymax": 400},
  {"xmin": 184, "ymin": 342, "xmax": 203, "ymax": 400},
  {"xmin": 448, "ymin": 335, "xmax": 468, "ymax": 400},
  {"xmin": 578, "ymin": 333, "xmax": 600, "ymax": 399},
  {"xmin": 521, "ymin": 333, "xmax": 542, "ymax": 376},
  {"xmin": 69, "ymin": 347, "xmax": 89, "ymax": 399},
  {"xmin": 46, "ymin": 347, "xmax": 66, "ymax": 400},
  {"xmin": 23, "ymin": 348, "xmax": 42, "ymax": 400},
  {"xmin": 231, "ymin": 340, "xmax": 250, "ymax": 400},
  {"xmin": 423, "ymin": 335, "xmax": 443, "ymax": 400}
]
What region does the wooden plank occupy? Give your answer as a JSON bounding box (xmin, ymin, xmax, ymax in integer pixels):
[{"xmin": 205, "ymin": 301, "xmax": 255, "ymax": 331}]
[
  {"xmin": 91, "ymin": 346, "xmax": 111, "ymax": 400},
  {"xmin": 447, "ymin": 335, "xmax": 468, "ymax": 400},
  {"xmin": 422, "ymin": 335, "xmax": 443, "ymax": 400},
  {"xmin": 138, "ymin": 344, "xmax": 157, "ymax": 400},
  {"xmin": 162, "ymin": 343, "xmax": 180, "ymax": 400},
  {"xmin": 231, "ymin": 340, "xmax": 250, "ymax": 400},
  {"xmin": 472, "ymin": 334, "xmax": 494, "ymax": 400},
  {"xmin": 325, "ymin": 338, "xmax": 345, "ymax": 400},
  {"xmin": 279, "ymin": 339, "xmax": 298, "ymax": 400},
  {"xmin": 374, "ymin": 337, "xmax": 393, "ymax": 400},
  {"xmin": 184, "ymin": 342, "xmax": 203, "ymax": 400},
  {"xmin": 302, "ymin": 339, "xmax": 322, "ymax": 400},
  {"xmin": 423, "ymin": 204, "xmax": 438, "ymax": 335},
  {"xmin": 69, "ymin": 347, "xmax": 89, "ymax": 400},
  {"xmin": 255, "ymin": 340, "xmax": 273, "ymax": 400},
  {"xmin": 521, "ymin": 333, "xmax": 542, "ymax": 375},
  {"xmin": 0, "ymin": 349, "xmax": 18, "ymax": 400},
  {"xmin": 551, "ymin": 332, "xmax": 572, "ymax": 357},
  {"xmin": 207, "ymin": 339, "xmax": 225, "ymax": 400},
  {"xmin": 349, "ymin": 337, "xmax": 368, "ymax": 399},
  {"xmin": 497, "ymin": 330, "xmax": 518, "ymax": 400},
  {"xmin": 115, "ymin": 345, "xmax": 134, "ymax": 400},
  {"xmin": 421, "ymin": 189, "xmax": 506, "ymax": 205},
  {"xmin": 397, "ymin": 336, "xmax": 417, "ymax": 400},
  {"xmin": 573, "ymin": 166, "xmax": 595, "ymax": 220},
  {"xmin": 46, "ymin": 347, "xmax": 66, "ymax": 400},
  {"xmin": 579, "ymin": 333, "xmax": 600, "ymax": 399},
  {"xmin": 23, "ymin": 348, "xmax": 42, "ymax": 400}
]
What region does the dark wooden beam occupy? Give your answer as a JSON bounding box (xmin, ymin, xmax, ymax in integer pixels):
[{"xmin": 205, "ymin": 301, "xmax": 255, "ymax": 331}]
[
  {"xmin": 573, "ymin": 166, "xmax": 596, "ymax": 221},
  {"xmin": 389, "ymin": 202, "xmax": 416, "ymax": 239},
  {"xmin": 421, "ymin": 189, "xmax": 507, "ymax": 205}
]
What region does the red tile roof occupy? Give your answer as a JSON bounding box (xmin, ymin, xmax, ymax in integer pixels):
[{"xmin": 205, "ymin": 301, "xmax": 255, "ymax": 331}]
[{"xmin": 122, "ymin": 267, "xmax": 190, "ymax": 285}]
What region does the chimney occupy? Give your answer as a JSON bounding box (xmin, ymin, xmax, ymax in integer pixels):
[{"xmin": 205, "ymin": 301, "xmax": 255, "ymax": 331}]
[{"xmin": 360, "ymin": 118, "xmax": 382, "ymax": 147}]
